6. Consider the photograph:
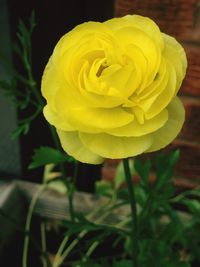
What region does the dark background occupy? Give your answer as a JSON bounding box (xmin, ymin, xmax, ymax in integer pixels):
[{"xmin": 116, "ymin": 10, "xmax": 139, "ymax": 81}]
[{"xmin": 4, "ymin": 0, "xmax": 114, "ymax": 192}]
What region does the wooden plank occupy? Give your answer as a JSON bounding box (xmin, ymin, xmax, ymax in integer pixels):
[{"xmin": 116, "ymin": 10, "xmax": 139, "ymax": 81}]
[
  {"xmin": 0, "ymin": 180, "xmax": 129, "ymax": 233},
  {"xmin": 16, "ymin": 181, "xmax": 130, "ymax": 226},
  {"xmin": 0, "ymin": 180, "xmax": 129, "ymax": 252}
]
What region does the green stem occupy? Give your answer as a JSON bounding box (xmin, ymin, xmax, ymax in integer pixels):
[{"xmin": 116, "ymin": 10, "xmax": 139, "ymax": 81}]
[
  {"xmin": 123, "ymin": 158, "xmax": 139, "ymax": 267},
  {"xmin": 81, "ymin": 240, "xmax": 100, "ymax": 263},
  {"xmin": 19, "ymin": 106, "xmax": 43, "ymax": 124},
  {"xmin": 81, "ymin": 217, "xmax": 131, "ymax": 264},
  {"xmin": 22, "ymin": 184, "xmax": 47, "ymax": 267},
  {"xmin": 53, "ymin": 199, "xmax": 115, "ymax": 267},
  {"xmin": 48, "ymin": 124, "xmax": 76, "ymax": 222},
  {"xmin": 68, "ymin": 183, "xmax": 75, "ymax": 222},
  {"xmin": 73, "ymin": 160, "xmax": 79, "ymax": 185},
  {"xmin": 68, "ymin": 161, "xmax": 79, "ymax": 221},
  {"xmin": 26, "ymin": 63, "xmax": 43, "ymax": 106},
  {"xmin": 52, "ymin": 235, "xmax": 69, "ymax": 267},
  {"xmin": 40, "ymin": 222, "xmax": 48, "ymax": 267}
]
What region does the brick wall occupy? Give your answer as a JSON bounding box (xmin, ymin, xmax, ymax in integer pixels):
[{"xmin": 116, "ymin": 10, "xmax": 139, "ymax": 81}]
[{"xmin": 102, "ymin": 0, "xmax": 200, "ymax": 188}]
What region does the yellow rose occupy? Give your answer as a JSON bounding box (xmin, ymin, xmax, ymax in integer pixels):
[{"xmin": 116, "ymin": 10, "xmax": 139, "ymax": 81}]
[{"xmin": 41, "ymin": 15, "xmax": 187, "ymax": 164}]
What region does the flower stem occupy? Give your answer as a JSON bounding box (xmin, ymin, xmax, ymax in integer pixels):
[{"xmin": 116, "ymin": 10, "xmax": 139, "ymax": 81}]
[
  {"xmin": 68, "ymin": 161, "xmax": 78, "ymax": 221},
  {"xmin": 123, "ymin": 158, "xmax": 139, "ymax": 267}
]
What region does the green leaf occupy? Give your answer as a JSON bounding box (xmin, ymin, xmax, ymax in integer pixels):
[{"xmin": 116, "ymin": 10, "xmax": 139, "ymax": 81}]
[
  {"xmin": 114, "ymin": 160, "xmax": 135, "ymax": 191},
  {"xmin": 181, "ymin": 199, "xmax": 200, "ymax": 216},
  {"xmin": 171, "ymin": 188, "xmax": 200, "ymax": 203},
  {"xmin": 28, "ymin": 146, "xmax": 75, "ymax": 169},
  {"xmin": 95, "ymin": 180, "xmax": 114, "ymax": 197},
  {"xmin": 47, "ymin": 180, "xmax": 67, "ymax": 194},
  {"xmin": 123, "ymin": 236, "xmax": 131, "ymax": 255},
  {"xmin": 155, "ymin": 149, "xmax": 179, "ymax": 176},
  {"xmin": 168, "ymin": 149, "xmax": 180, "ymax": 168},
  {"xmin": 11, "ymin": 123, "xmax": 30, "ymax": 139},
  {"xmin": 134, "ymin": 158, "xmax": 151, "ymax": 187},
  {"xmin": 62, "ymin": 217, "xmax": 103, "ymax": 236},
  {"xmin": 79, "ymin": 262, "xmax": 101, "ymax": 267},
  {"xmin": 29, "ymin": 10, "xmax": 37, "ymax": 33},
  {"xmin": 171, "ymin": 262, "xmax": 191, "ymax": 267},
  {"xmin": 112, "ymin": 259, "xmax": 132, "ymax": 267},
  {"xmin": 154, "ymin": 150, "xmax": 179, "ymax": 191},
  {"xmin": 134, "ymin": 186, "xmax": 147, "ymax": 206}
]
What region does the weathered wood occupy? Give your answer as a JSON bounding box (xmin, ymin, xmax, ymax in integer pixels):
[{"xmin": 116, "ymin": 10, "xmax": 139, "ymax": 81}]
[
  {"xmin": 0, "ymin": 181, "xmax": 129, "ymax": 227},
  {"xmin": 0, "ymin": 180, "xmax": 194, "ymax": 251}
]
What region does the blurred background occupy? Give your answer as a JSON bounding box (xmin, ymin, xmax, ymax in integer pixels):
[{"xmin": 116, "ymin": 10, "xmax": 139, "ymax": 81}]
[{"xmin": 0, "ymin": 0, "xmax": 200, "ymax": 192}]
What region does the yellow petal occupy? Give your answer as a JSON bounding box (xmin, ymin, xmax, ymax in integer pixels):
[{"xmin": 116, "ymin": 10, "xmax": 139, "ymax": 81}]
[
  {"xmin": 162, "ymin": 33, "xmax": 187, "ymax": 93},
  {"xmin": 67, "ymin": 106, "xmax": 134, "ymax": 132},
  {"xmin": 107, "ymin": 108, "xmax": 168, "ymax": 137},
  {"xmin": 146, "ymin": 97, "xmax": 185, "ymax": 152},
  {"xmin": 138, "ymin": 59, "xmax": 169, "ymax": 112},
  {"xmin": 43, "ymin": 105, "xmax": 74, "ymax": 131},
  {"xmin": 79, "ymin": 89, "xmax": 125, "ymax": 108},
  {"xmin": 53, "ymin": 22, "xmax": 114, "ymax": 60},
  {"xmin": 79, "ymin": 132, "xmax": 152, "ymax": 159},
  {"xmin": 139, "ymin": 57, "xmax": 167, "ymax": 100},
  {"xmin": 115, "ymin": 26, "xmax": 161, "ymax": 88},
  {"xmin": 100, "ymin": 63, "xmax": 141, "ymax": 98},
  {"xmin": 105, "ymin": 15, "xmax": 164, "ymax": 50},
  {"xmin": 69, "ymin": 61, "xmax": 126, "ymax": 108},
  {"xmin": 57, "ymin": 130, "xmax": 104, "ymax": 164},
  {"xmin": 41, "ymin": 57, "xmax": 59, "ymax": 109},
  {"xmin": 123, "ymin": 44, "xmax": 147, "ymax": 78},
  {"xmin": 124, "ymin": 15, "xmax": 164, "ymax": 50},
  {"xmin": 145, "ymin": 61, "xmax": 177, "ymax": 119},
  {"xmin": 133, "ymin": 106, "xmax": 145, "ymax": 124}
]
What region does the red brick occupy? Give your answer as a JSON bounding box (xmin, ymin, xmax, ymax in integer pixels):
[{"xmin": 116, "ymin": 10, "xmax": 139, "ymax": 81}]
[
  {"xmin": 180, "ymin": 96, "xmax": 200, "ymax": 142},
  {"xmin": 181, "ymin": 44, "xmax": 200, "ymax": 96},
  {"xmin": 102, "ymin": 160, "xmax": 199, "ymax": 190},
  {"xmin": 174, "ymin": 177, "xmax": 198, "ymax": 191},
  {"xmin": 115, "ymin": 0, "xmax": 200, "ymax": 42}
]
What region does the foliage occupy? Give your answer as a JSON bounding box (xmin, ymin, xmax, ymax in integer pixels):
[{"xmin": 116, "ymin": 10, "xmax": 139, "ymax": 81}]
[
  {"xmin": 28, "ymin": 146, "xmax": 75, "ymax": 169},
  {"xmin": 39, "ymin": 150, "xmax": 199, "ymax": 267},
  {"xmin": 0, "ymin": 11, "xmax": 43, "ymax": 139},
  {"xmin": 92, "ymin": 151, "xmax": 200, "ymax": 267}
]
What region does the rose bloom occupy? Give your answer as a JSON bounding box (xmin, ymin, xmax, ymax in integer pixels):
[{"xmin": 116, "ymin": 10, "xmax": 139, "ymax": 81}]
[{"xmin": 41, "ymin": 15, "xmax": 187, "ymax": 164}]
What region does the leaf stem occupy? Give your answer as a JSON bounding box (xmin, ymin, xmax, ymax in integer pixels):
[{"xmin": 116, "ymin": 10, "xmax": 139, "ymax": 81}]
[
  {"xmin": 81, "ymin": 216, "xmax": 131, "ymax": 264},
  {"xmin": 22, "ymin": 184, "xmax": 47, "ymax": 267},
  {"xmin": 40, "ymin": 222, "xmax": 48, "ymax": 267},
  {"xmin": 123, "ymin": 158, "xmax": 139, "ymax": 267},
  {"xmin": 53, "ymin": 199, "xmax": 115, "ymax": 267}
]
